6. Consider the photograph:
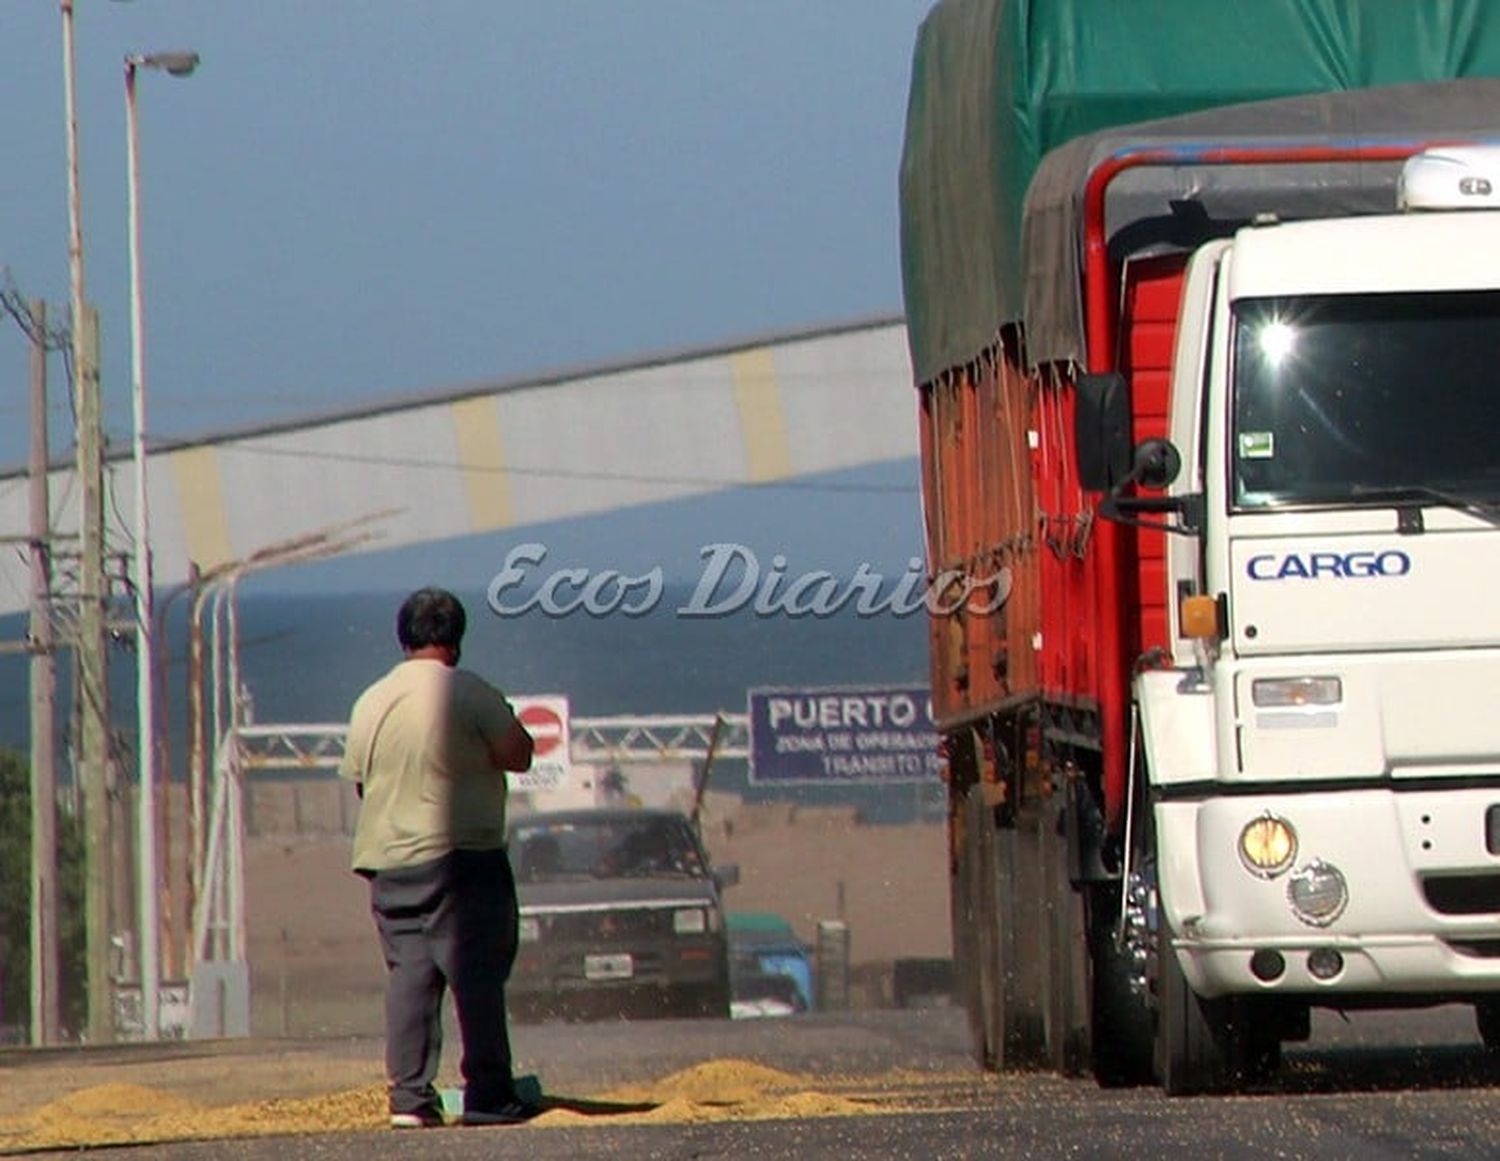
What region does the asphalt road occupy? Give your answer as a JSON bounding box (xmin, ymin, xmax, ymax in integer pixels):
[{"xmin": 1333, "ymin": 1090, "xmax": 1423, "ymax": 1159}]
[{"xmin": 14, "ymin": 1004, "xmax": 1500, "ymax": 1160}]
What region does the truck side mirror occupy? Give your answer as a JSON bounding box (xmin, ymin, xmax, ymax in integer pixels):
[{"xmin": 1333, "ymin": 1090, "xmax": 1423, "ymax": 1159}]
[{"xmin": 1075, "ymin": 372, "xmax": 1133, "ymax": 492}]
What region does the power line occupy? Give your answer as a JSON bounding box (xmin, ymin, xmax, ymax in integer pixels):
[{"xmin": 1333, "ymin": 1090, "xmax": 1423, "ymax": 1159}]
[
  {"xmin": 0, "ymin": 270, "xmax": 75, "ymax": 388},
  {"xmin": 215, "ymin": 441, "xmax": 918, "ymax": 494}
]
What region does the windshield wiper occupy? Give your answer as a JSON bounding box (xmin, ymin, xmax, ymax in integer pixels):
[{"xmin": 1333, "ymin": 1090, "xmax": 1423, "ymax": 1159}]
[{"xmin": 1350, "ymin": 484, "xmax": 1500, "ymax": 528}]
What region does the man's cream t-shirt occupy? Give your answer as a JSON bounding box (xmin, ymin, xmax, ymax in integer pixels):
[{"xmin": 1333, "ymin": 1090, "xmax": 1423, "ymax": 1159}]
[{"xmin": 339, "ymin": 658, "xmax": 519, "ymax": 872}]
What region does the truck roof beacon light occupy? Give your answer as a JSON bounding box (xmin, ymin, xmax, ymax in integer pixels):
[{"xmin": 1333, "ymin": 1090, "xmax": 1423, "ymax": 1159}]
[{"xmin": 1399, "ymin": 145, "xmax": 1500, "ymax": 211}]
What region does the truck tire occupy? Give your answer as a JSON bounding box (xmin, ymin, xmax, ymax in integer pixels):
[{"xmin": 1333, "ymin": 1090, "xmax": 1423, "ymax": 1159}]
[
  {"xmin": 949, "ymin": 789, "xmax": 979, "ymax": 1060},
  {"xmin": 1156, "ymin": 936, "xmax": 1280, "ymax": 1094},
  {"xmin": 1040, "ymin": 798, "xmax": 1090, "ymax": 1076},
  {"xmin": 997, "ymin": 818, "xmax": 1049, "ymax": 1068},
  {"xmin": 969, "ymin": 791, "xmax": 1006, "ymax": 1069},
  {"xmin": 1475, "ymin": 1000, "xmax": 1500, "ymax": 1051},
  {"xmin": 1085, "ymin": 882, "xmax": 1154, "ymax": 1087},
  {"xmin": 1156, "ymin": 933, "xmax": 1231, "ymax": 1095},
  {"xmin": 956, "ymin": 787, "xmax": 1003, "ymax": 1070},
  {"xmin": 673, "ymin": 976, "xmax": 731, "ymax": 1020}
]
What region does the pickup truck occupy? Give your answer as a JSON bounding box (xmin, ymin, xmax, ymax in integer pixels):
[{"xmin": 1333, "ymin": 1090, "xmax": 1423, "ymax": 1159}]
[{"xmin": 506, "ymin": 807, "xmax": 737, "ymax": 1020}]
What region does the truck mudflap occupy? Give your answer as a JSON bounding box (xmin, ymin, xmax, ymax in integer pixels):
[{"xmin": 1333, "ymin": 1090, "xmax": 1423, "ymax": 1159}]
[{"xmin": 1155, "ymin": 788, "xmax": 1500, "ymax": 998}]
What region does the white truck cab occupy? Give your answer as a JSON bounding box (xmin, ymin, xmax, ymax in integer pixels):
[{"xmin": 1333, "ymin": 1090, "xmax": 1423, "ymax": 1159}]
[{"xmin": 1137, "ymin": 147, "xmax": 1500, "ymax": 1023}]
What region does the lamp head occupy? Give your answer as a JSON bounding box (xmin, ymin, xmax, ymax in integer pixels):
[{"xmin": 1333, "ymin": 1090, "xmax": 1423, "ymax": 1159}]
[{"xmin": 127, "ymin": 51, "xmax": 200, "ymax": 78}]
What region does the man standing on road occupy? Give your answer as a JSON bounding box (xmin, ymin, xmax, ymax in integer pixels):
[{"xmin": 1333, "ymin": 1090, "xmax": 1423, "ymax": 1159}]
[{"xmin": 340, "ymin": 586, "xmax": 539, "ymax": 1128}]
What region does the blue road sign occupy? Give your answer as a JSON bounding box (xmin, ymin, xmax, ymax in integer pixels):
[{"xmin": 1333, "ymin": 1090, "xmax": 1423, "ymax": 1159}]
[{"xmin": 747, "ymin": 685, "xmax": 943, "ymax": 785}]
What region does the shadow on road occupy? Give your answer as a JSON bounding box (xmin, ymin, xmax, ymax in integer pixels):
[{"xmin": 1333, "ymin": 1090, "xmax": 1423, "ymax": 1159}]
[
  {"xmin": 1279, "ymin": 1042, "xmax": 1500, "ymax": 1095},
  {"xmin": 536, "ymin": 1093, "xmax": 660, "ymax": 1118}
]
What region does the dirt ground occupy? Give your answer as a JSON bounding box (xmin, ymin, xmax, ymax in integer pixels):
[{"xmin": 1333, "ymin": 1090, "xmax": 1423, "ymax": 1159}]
[
  {"xmin": 0, "ymin": 785, "xmax": 963, "ymax": 1152},
  {"xmin": 0, "ymin": 1019, "xmax": 987, "ymax": 1154}
]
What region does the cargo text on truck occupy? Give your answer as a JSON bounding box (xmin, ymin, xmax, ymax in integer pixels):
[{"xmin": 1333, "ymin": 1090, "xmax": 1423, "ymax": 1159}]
[{"xmin": 900, "ymin": 0, "xmax": 1500, "ymax": 1096}]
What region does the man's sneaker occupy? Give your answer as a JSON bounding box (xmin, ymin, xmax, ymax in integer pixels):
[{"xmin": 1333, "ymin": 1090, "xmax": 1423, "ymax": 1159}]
[
  {"xmin": 461, "ymin": 1100, "xmax": 543, "ymax": 1127},
  {"xmin": 389, "ymin": 1109, "xmax": 445, "ymax": 1129}
]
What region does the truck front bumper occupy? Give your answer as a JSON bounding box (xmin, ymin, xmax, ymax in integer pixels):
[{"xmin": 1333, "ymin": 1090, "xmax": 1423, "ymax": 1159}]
[{"xmin": 1156, "ymin": 785, "xmax": 1500, "ymax": 998}]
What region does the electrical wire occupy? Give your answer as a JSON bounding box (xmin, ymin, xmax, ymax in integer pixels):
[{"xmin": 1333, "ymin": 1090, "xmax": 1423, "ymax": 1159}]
[
  {"xmin": 216, "ymin": 441, "xmax": 917, "ymax": 494},
  {"xmin": 0, "ymin": 269, "xmax": 75, "ymax": 390},
  {"xmin": 104, "ymin": 461, "xmax": 137, "ymax": 551}
]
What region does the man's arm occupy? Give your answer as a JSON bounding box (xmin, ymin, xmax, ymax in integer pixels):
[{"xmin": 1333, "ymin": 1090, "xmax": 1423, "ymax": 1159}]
[
  {"xmin": 339, "ymin": 703, "xmax": 367, "ymax": 798},
  {"xmin": 466, "ymin": 674, "xmax": 535, "ymax": 773},
  {"xmin": 490, "ymin": 718, "xmax": 534, "ymax": 773}
]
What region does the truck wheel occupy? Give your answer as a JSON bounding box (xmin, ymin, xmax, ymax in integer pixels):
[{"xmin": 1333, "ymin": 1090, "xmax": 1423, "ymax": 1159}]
[
  {"xmin": 1156, "ymin": 934, "xmax": 1231, "ymax": 1095},
  {"xmin": 997, "ymin": 819, "xmax": 1049, "ymax": 1068},
  {"xmin": 955, "ymin": 787, "xmax": 1002, "ymax": 1069},
  {"xmin": 969, "ymin": 790, "xmax": 1006, "ymax": 1069},
  {"xmin": 1040, "ymin": 798, "xmax": 1090, "ymax": 1076},
  {"xmin": 673, "ymin": 978, "xmax": 730, "ymax": 1020},
  {"xmin": 949, "ymin": 789, "xmax": 980, "ymax": 1061},
  {"xmin": 1085, "ymin": 883, "xmax": 1154, "ymax": 1087},
  {"xmin": 1475, "ymin": 1000, "xmax": 1500, "ymax": 1050},
  {"xmin": 1156, "ymin": 939, "xmax": 1280, "ymax": 1093}
]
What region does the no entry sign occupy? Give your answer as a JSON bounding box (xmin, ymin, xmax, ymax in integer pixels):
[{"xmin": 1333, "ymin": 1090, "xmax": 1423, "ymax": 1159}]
[
  {"xmin": 510, "ymin": 694, "xmax": 572, "ymax": 792},
  {"xmin": 519, "ymin": 702, "xmax": 566, "ymax": 757}
]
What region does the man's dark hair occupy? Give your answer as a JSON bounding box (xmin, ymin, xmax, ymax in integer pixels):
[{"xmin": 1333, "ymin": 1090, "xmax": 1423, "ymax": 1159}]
[{"xmin": 396, "ymin": 587, "xmax": 467, "ymax": 651}]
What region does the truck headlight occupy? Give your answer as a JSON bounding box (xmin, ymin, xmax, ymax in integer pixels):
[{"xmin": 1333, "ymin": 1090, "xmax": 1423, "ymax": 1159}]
[
  {"xmin": 673, "ymin": 908, "xmax": 707, "ymax": 934},
  {"xmin": 518, "ymin": 916, "xmax": 541, "ymax": 943},
  {"xmin": 1286, "ymin": 860, "xmax": 1349, "ymax": 927},
  {"xmin": 1251, "ymin": 676, "xmax": 1341, "ymax": 707},
  {"xmin": 1238, "ymin": 814, "xmax": 1297, "ymax": 879}
]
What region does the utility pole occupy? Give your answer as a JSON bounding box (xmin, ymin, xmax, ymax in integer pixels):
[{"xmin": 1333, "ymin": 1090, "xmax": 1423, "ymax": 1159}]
[
  {"xmin": 62, "ymin": 0, "xmax": 115, "ymax": 1043},
  {"xmin": 28, "ymin": 300, "xmax": 61, "ymax": 1048}
]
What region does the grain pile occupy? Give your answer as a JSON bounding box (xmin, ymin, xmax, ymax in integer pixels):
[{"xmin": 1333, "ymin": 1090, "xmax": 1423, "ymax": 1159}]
[
  {"xmin": 0, "ymin": 1081, "xmax": 388, "ymax": 1152},
  {"xmin": 549, "ymin": 1059, "xmax": 874, "ymax": 1126},
  {"xmin": 0, "ymin": 1058, "xmax": 893, "ymax": 1152}
]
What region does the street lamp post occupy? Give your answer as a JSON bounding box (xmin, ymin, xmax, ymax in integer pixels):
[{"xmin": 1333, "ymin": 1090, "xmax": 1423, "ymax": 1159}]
[
  {"xmin": 125, "ymin": 48, "xmax": 199, "ymax": 1041},
  {"xmin": 177, "ymin": 518, "xmax": 388, "ymax": 972}
]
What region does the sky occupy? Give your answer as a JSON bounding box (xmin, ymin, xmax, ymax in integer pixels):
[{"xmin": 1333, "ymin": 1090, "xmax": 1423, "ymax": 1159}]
[{"xmin": 0, "ymin": 2, "xmax": 935, "ymax": 593}]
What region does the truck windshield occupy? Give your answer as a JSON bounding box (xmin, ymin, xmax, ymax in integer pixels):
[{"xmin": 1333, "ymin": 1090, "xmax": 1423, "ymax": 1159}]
[{"xmin": 1231, "ymin": 290, "xmax": 1500, "ymax": 511}]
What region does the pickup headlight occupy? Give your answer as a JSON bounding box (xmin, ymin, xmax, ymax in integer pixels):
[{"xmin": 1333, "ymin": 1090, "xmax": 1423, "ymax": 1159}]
[
  {"xmin": 1251, "ymin": 676, "xmax": 1341, "ymax": 707},
  {"xmin": 673, "ymin": 908, "xmax": 708, "ymax": 934},
  {"xmin": 518, "ymin": 916, "xmax": 541, "ymax": 943},
  {"xmin": 1238, "ymin": 813, "xmax": 1297, "ymax": 879}
]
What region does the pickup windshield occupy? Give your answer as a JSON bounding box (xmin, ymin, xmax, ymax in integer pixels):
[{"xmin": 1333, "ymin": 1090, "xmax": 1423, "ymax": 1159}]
[
  {"xmin": 511, "ymin": 815, "xmax": 709, "ymax": 883},
  {"xmin": 1231, "ymin": 290, "xmax": 1500, "ymax": 511}
]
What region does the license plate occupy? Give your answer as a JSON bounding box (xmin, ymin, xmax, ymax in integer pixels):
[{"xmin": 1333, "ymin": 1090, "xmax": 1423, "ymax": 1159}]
[{"xmin": 584, "ymin": 953, "xmax": 633, "ymax": 981}]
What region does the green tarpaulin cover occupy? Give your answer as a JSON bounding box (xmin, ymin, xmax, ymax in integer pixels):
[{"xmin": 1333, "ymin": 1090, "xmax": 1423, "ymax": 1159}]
[{"xmin": 899, "ymin": 0, "xmax": 1500, "ymax": 384}]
